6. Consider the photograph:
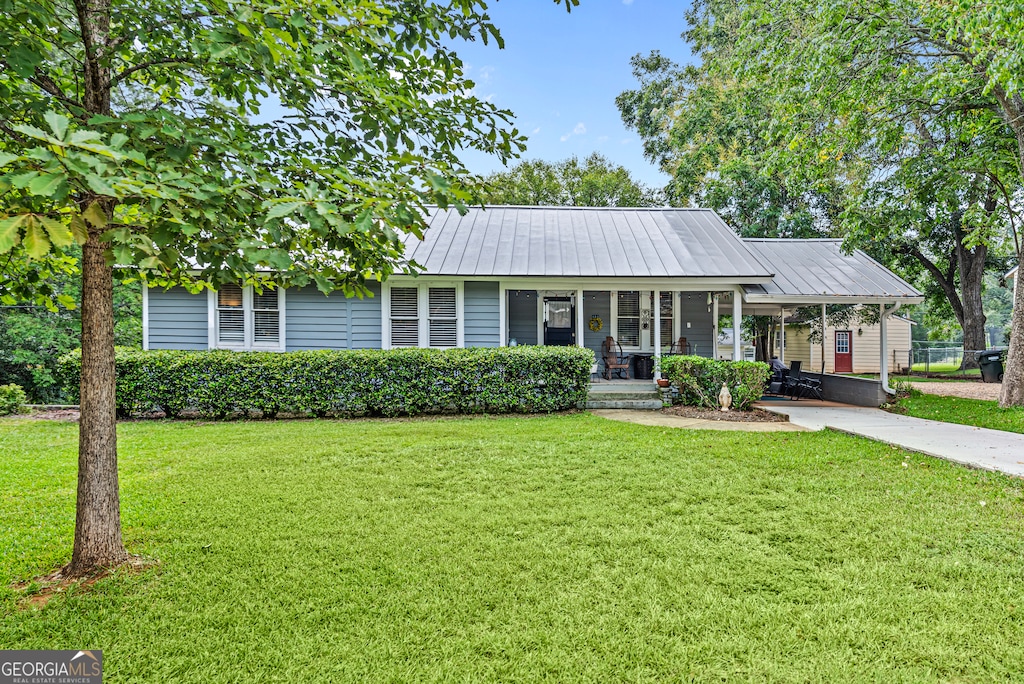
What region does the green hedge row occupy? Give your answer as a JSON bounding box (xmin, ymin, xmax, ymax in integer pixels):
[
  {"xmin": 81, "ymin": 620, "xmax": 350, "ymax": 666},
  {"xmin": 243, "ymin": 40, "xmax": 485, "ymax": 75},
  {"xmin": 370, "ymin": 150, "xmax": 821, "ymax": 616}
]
[
  {"xmin": 659, "ymin": 355, "xmax": 770, "ymax": 410},
  {"xmin": 58, "ymin": 346, "xmax": 595, "ymax": 419}
]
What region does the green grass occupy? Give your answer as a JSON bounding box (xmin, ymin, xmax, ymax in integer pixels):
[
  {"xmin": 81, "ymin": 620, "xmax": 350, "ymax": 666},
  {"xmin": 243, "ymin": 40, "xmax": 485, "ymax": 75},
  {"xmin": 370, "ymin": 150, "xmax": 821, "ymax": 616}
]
[
  {"xmin": 3, "ymin": 415, "xmax": 1024, "ymax": 681},
  {"xmin": 894, "ymin": 391, "xmax": 1024, "ymax": 434}
]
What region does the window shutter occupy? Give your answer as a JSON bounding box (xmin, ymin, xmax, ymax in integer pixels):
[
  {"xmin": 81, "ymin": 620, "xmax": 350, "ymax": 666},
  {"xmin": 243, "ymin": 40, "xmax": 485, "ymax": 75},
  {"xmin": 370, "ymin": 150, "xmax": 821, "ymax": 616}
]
[
  {"xmin": 217, "ymin": 284, "xmax": 244, "ymax": 344},
  {"xmin": 390, "ymin": 287, "xmax": 420, "ymax": 347},
  {"xmin": 252, "ymin": 287, "xmax": 279, "ymax": 344},
  {"xmin": 428, "ymin": 287, "xmax": 457, "ymax": 347}
]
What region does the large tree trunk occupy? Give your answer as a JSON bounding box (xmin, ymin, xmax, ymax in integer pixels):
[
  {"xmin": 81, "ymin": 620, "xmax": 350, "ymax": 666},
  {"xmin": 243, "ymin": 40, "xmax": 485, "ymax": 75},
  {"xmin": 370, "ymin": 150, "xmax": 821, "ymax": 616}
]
[
  {"xmin": 956, "ymin": 235, "xmax": 987, "ymax": 369},
  {"xmin": 1001, "ymin": 255, "xmax": 1024, "ymax": 406},
  {"xmin": 997, "ymin": 94, "xmax": 1024, "ymax": 407},
  {"xmin": 65, "ymin": 0, "xmax": 127, "ymax": 576},
  {"xmin": 66, "ymin": 232, "xmax": 127, "ymax": 575}
]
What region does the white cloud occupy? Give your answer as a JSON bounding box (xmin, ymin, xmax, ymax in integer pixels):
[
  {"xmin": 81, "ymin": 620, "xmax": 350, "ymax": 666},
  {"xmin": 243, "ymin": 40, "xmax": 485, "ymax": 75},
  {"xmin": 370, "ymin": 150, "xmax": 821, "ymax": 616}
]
[
  {"xmin": 531, "ymin": 127, "xmax": 541, "ymax": 135},
  {"xmin": 561, "ymin": 122, "xmax": 587, "ymax": 142},
  {"xmin": 477, "ymin": 66, "xmax": 495, "ymax": 83},
  {"xmin": 621, "ymin": 138, "xmax": 633, "ymax": 144},
  {"xmin": 597, "ymin": 135, "xmax": 609, "ymax": 143}
]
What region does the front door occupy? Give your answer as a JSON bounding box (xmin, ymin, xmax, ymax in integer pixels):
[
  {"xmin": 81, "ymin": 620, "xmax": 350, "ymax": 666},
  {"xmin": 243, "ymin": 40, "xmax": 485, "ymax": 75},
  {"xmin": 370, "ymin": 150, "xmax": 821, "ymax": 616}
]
[
  {"xmin": 835, "ymin": 330, "xmax": 853, "ymax": 373},
  {"xmin": 543, "ymin": 297, "xmax": 574, "ymax": 346}
]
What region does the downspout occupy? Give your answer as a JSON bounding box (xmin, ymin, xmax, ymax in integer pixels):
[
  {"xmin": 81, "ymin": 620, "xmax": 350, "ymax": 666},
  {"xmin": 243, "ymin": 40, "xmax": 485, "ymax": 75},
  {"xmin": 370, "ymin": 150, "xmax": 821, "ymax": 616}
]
[
  {"xmin": 820, "ymin": 303, "xmax": 826, "ymax": 374},
  {"xmin": 880, "ymin": 302, "xmax": 902, "ymax": 395}
]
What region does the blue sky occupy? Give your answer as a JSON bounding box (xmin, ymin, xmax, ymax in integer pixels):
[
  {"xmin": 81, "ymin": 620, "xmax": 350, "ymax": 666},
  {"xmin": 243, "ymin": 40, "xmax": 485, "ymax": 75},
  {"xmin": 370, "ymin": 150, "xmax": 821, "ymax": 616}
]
[{"xmin": 454, "ymin": 0, "xmax": 695, "ymax": 189}]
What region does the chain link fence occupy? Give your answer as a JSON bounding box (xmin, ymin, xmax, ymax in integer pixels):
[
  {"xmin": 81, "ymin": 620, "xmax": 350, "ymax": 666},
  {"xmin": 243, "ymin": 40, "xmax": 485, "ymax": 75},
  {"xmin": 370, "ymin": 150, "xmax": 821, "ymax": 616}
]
[{"xmin": 906, "ymin": 343, "xmax": 988, "ymax": 376}]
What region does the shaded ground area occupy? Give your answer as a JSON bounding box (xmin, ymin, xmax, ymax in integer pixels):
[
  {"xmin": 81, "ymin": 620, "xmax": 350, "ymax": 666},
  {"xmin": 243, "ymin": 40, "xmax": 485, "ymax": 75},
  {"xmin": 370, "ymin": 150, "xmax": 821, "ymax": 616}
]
[{"xmin": 909, "ymin": 381, "xmax": 1001, "ymax": 401}]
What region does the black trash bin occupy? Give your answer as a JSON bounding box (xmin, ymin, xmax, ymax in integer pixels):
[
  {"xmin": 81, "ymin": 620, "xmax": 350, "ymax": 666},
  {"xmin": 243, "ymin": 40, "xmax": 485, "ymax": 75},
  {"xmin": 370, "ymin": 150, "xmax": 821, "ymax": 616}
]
[
  {"xmin": 975, "ymin": 348, "xmax": 1007, "ymax": 383},
  {"xmin": 633, "ymin": 354, "xmax": 654, "ymax": 380}
]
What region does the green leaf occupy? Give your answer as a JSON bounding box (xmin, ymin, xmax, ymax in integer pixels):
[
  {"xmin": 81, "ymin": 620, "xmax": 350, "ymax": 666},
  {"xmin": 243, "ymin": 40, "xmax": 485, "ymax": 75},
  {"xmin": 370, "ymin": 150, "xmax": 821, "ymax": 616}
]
[
  {"xmin": 70, "ymin": 215, "xmax": 90, "ymax": 244},
  {"xmin": 8, "ymin": 45, "xmax": 42, "ymax": 78},
  {"xmin": 0, "ymin": 152, "xmax": 19, "ymax": 167},
  {"xmin": 85, "ymin": 174, "xmax": 118, "ymax": 196},
  {"xmin": 23, "ymin": 217, "xmax": 51, "ymax": 259},
  {"xmin": 0, "ymin": 215, "xmax": 29, "ymax": 253},
  {"xmin": 40, "ymin": 217, "xmax": 74, "ymax": 248},
  {"xmin": 9, "ymin": 171, "xmax": 39, "ymax": 189},
  {"xmin": 27, "ymin": 173, "xmax": 67, "ymax": 198},
  {"xmin": 44, "ymin": 111, "xmax": 70, "ymax": 141},
  {"xmin": 82, "ymin": 202, "xmax": 108, "ymax": 229},
  {"xmin": 265, "ymin": 201, "xmax": 304, "ymax": 221}
]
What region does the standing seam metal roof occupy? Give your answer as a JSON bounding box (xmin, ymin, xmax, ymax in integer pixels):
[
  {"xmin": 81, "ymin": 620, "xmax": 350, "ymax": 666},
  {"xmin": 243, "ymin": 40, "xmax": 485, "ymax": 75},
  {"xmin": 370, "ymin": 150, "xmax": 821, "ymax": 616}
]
[
  {"xmin": 741, "ymin": 239, "xmax": 922, "ymax": 299},
  {"xmin": 406, "ymin": 207, "xmax": 774, "ymax": 278}
]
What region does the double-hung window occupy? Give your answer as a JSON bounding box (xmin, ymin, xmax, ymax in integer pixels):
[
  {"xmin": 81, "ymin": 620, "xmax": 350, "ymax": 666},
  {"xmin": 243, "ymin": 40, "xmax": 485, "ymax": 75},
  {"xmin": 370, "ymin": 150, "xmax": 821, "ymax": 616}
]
[
  {"xmin": 617, "ymin": 291, "xmax": 641, "ymax": 347},
  {"xmin": 386, "ymin": 283, "xmax": 461, "ymax": 348},
  {"xmin": 212, "ymin": 284, "xmax": 284, "ymax": 350},
  {"xmin": 658, "ymin": 291, "xmax": 674, "ymax": 350}
]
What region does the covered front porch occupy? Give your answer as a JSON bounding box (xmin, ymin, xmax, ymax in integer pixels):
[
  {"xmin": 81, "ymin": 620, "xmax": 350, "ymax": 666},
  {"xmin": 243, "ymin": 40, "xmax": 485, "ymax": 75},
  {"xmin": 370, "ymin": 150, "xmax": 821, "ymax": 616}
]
[{"xmin": 499, "ymin": 284, "xmax": 747, "ymax": 380}]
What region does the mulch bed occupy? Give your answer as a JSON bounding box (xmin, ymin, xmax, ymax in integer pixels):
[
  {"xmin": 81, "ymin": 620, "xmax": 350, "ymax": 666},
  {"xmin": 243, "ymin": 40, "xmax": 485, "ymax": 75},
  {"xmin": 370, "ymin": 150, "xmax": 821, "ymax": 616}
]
[
  {"xmin": 661, "ymin": 405, "xmax": 789, "ymax": 423},
  {"xmin": 9, "ymin": 409, "xmax": 81, "ymax": 422}
]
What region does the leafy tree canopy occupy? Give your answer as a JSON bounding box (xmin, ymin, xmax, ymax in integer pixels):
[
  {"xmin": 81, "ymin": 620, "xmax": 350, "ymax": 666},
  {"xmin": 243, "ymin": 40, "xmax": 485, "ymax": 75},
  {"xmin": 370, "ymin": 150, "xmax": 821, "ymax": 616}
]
[
  {"xmin": 0, "ymin": 0, "xmax": 526, "ymax": 296},
  {"xmin": 481, "ymin": 153, "xmax": 664, "ymax": 207}
]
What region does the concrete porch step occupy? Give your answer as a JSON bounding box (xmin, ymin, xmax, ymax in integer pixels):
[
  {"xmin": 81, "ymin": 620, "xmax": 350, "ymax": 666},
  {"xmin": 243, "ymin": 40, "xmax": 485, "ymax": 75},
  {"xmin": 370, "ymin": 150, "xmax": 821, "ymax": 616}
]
[
  {"xmin": 586, "ymin": 381, "xmax": 666, "ymax": 410},
  {"xmin": 586, "ymin": 398, "xmax": 665, "ymax": 410}
]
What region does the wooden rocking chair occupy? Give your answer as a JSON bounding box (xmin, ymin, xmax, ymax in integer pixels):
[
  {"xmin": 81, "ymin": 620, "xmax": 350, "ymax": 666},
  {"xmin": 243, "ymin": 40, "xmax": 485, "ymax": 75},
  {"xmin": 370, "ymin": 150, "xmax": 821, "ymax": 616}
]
[{"xmin": 601, "ymin": 336, "xmax": 631, "ymax": 380}]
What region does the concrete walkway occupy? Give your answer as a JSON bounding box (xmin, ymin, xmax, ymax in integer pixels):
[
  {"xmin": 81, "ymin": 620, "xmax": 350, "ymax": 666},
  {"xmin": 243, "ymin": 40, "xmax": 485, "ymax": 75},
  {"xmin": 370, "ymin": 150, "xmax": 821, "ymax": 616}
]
[
  {"xmin": 759, "ymin": 403, "xmax": 1024, "ymax": 477},
  {"xmin": 590, "ymin": 409, "xmax": 807, "ymax": 432}
]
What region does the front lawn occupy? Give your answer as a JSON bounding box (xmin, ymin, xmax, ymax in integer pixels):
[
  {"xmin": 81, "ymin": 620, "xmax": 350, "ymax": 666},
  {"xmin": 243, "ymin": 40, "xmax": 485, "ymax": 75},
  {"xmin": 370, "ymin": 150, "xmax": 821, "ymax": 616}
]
[
  {"xmin": 893, "ymin": 391, "xmax": 1024, "ymax": 434},
  {"xmin": 3, "ymin": 415, "xmax": 1024, "ymax": 681}
]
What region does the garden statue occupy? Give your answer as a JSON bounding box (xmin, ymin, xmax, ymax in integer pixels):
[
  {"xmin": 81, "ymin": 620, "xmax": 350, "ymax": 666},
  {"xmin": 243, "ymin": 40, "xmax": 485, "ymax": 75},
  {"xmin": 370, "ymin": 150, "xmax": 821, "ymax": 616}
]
[{"xmin": 718, "ymin": 382, "xmax": 732, "ymax": 412}]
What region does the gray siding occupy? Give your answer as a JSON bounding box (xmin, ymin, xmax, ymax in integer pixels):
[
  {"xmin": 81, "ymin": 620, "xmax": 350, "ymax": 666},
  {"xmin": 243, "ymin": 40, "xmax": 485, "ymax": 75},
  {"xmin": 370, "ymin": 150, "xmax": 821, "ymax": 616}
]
[
  {"xmin": 677, "ymin": 292, "xmax": 715, "ymax": 357},
  {"xmin": 348, "ymin": 282, "xmax": 382, "ymax": 349},
  {"xmin": 507, "ymin": 289, "xmax": 538, "ymax": 345},
  {"xmin": 582, "ymin": 291, "xmax": 611, "ymax": 357},
  {"xmin": 464, "ymin": 281, "xmax": 500, "ymax": 347},
  {"xmin": 148, "ymin": 286, "xmax": 208, "ymax": 350},
  {"xmin": 286, "ymin": 287, "xmax": 348, "ymax": 350}
]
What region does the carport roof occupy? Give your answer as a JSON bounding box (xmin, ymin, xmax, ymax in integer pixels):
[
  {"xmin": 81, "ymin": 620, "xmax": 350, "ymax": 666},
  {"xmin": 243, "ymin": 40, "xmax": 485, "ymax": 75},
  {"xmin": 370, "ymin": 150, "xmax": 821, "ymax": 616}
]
[{"xmin": 740, "ymin": 239, "xmax": 923, "ymax": 306}]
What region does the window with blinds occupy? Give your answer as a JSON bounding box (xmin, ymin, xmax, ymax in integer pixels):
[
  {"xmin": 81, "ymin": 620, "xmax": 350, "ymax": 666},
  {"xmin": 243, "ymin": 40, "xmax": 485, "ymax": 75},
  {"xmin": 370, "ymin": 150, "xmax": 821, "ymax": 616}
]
[
  {"xmin": 659, "ymin": 291, "xmax": 674, "ymax": 350},
  {"xmin": 215, "ymin": 284, "xmax": 281, "ymax": 350},
  {"xmin": 217, "ymin": 284, "xmax": 245, "ymax": 345},
  {"xmin": 252, "ymin": 288, "xmax": 279, "ymax": 346},
  {"xmin": 389, "ymin": 284, "xmax": 460, "ymax": 348},
  {"xmin": 390, "ymin": 287, "xmax": 420, "ymax": 347},
  {"xmin": 617, "ymin": 291, "xmax": 640, "ymax": 346},
  {"xmin": 428, "ymin": 287, "xmax": 457, "ymax": 347}
]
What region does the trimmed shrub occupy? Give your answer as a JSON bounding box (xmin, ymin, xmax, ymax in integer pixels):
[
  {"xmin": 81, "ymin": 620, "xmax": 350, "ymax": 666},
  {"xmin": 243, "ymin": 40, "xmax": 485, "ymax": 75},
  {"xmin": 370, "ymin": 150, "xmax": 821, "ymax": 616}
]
[
  {"xmin": 0, "ymin": 383, "xmax": 28, "ymax": 416},
  {"xmin": 58, "ymin": 346, "xmax": 594, "ymax": 419},
  {"xmin": 659, "ymin": 356, "xmax": 770, "ymax": 410}
]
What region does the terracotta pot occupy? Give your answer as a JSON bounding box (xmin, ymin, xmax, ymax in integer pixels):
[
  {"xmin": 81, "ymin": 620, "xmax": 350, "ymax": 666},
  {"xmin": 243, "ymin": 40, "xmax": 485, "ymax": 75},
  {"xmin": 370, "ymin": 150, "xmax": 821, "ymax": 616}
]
[{"xmin": 656, "ymin": 378, "xmax": 671, "ymax": 388}]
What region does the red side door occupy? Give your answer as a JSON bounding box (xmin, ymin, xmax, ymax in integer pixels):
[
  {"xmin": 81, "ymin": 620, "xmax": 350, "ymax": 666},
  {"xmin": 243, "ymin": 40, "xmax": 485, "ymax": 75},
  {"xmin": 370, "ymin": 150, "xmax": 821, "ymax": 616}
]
[{"xmin": 835, "ymin": 330, "xmax": 853, "ymax": 373}]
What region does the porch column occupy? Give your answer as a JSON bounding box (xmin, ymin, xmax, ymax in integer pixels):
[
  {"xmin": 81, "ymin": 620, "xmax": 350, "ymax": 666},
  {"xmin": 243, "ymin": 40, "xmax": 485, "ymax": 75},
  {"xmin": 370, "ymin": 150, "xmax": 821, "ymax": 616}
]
[
  {"xmin": 779, "ymin": 306, "xmax": 786, "ymax": 364},
  {"xmin": 653, "ymin": 291, "xmax": 662, "ymax": 387},
  {"xmin": 576, "ymin": 288, "xmax": 585, "ymax": 347},
  {"xmin": 499, "ymin": 286, "xmax": 507, "ymax": 346},
  {"xmin": 732, "ymin": 288, "xmax": 742, "ymax": 361},
  {"xmin": 711, "ymin": 293, "xmax": 719, "ymax": 359},
  {"xmin": 820, "ymin": 303, "xmax": 827, "ymax": 373},
  {"xmin": 880, "ymin": 302, "xmax": 901, "ymax": 395}
]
